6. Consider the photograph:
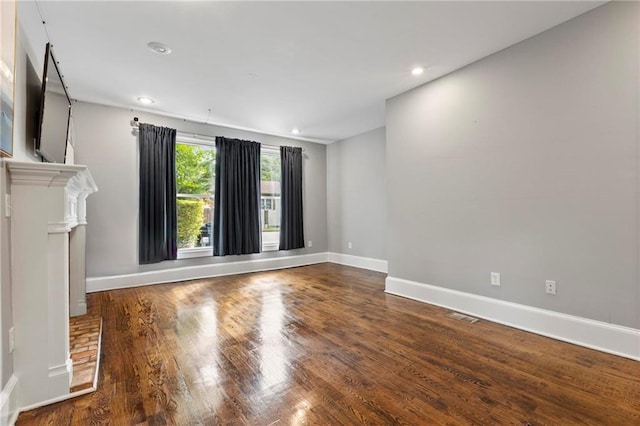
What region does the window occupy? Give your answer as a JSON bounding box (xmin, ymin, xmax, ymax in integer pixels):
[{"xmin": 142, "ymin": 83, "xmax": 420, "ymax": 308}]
[
  {"xmin": 176, "ymin": 140, "xmax": 215, "ymax": 258},
  {"xmin": 261, "ymin": 198, "xmax": 277, "ymax": 210},
  {"xmin": 261, "ymin": 149, "xmax": 281, "ymax": 251},
  {"xmin": 175, "ymin": 140, "xmax": 281, "ymax": 257}
]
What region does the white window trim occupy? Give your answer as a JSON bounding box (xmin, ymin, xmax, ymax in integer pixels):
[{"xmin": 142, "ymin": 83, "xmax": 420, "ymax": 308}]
[
  {"xmin": 262, "ymin": 242, "xmax": 279, "ymax": 252},
  {"xmin": 176, "ymin": 139, "xmax": 215, "ymax": 259},
  {"xmin": 177, "ymin": 246, "xmax": 214, "ymax": 259},
  {"xmin": 177, "ymin": 244, "xmax": 280, "ymax": 258},
  {"xmin": 260, "ymin": 148, "xmax": 281, "ymax": 251},
  {"xmin": 175, "ymin": 141, "xmax": 282, "ymax": 259}
]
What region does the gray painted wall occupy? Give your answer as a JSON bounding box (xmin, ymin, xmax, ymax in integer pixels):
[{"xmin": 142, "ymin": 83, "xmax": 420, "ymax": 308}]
[
  {"xmin": 72, "ymin": 102, "xmax": 327, "ymax": 277},
  {"xmin": 386, "ymin": 2, "xmax": 639, "ymax": 328},
  {"xmin": 327, "ymin": 127, "xmax": 386, "ymax": 260}
]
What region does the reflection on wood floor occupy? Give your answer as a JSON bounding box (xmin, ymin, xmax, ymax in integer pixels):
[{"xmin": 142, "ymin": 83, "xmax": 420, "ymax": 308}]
[{"xmin": 17, "ymin": 263, "xmax": 640, "ymax": 425}]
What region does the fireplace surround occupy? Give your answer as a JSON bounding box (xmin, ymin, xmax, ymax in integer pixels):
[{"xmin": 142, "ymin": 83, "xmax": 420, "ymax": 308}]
[{"xmin": 6, "ymin": 160, "xmax": 97, "ymax": 408}]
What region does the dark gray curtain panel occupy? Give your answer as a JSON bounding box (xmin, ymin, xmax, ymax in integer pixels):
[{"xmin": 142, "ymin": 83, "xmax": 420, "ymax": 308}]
[
  {"xmin": 213, "ymin": 137, "xmax": 262, "ymax": 256},
  {"xmin": 279, "ymin": 146, "xmax": 304, "ymax": 250},
  {"xmin": 138, "ymin": 123, "xmax": 177, "ymax": 264}
]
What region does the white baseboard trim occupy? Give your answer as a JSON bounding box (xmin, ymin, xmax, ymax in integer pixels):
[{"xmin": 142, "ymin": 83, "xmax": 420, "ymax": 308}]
[
  {"xmin": 71, "ymin": 299, "xmax": 87, "ymax": 317},
  {"xmin": 87, "ymin": 252, "xmax": 329, "ymax": 292},
  {"xmin": 0, "ymin": 375, "xmax": 19, "ymax": 426},
  {"xmin": 17, "ymin": 387, "xmax": 96, "ymax": 415},
  {"xmin": 327, "ymin": 252, "xmax": 388, "ymax": 273},
  {"xmin": 385, "ymin": 276, "xmax": 640, "ymax": 361}
]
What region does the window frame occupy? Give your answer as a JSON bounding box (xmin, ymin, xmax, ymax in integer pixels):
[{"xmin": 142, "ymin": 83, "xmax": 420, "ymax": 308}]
[
  {"xmin": 260, "ymin": 147, "xmax": 281, "ymax": 252},
  {"xmin": 175, "ymin": 139, "xmax": 282, "ymax": 258},
  {"xmin": 175, "ymin": 137, "xmax": 215, "ymax": 259}
]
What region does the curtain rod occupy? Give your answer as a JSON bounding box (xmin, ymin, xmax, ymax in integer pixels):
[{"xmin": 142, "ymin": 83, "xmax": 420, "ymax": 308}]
[{"xmin": 131, "ymin": 117, "xmax": 304, "ymax": 152}]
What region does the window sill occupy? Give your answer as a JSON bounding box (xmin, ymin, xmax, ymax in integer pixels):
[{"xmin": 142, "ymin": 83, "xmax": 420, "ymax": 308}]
[
  {"xmin": 262, "ymin": 243, "xmax": 279, "ymax": 252},
  {"xmin": 177, "ymin": 244, "xmax": 280, "ymax": 259},
  {"xmin": 177, "ymin": 247, "xmax": 213, "ymax": 259}
]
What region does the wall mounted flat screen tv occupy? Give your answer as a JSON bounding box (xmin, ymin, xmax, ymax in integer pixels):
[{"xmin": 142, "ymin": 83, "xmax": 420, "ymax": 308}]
[{"xmin": 35, "ymin": 43, "xmax": 72, "ymax": 164}]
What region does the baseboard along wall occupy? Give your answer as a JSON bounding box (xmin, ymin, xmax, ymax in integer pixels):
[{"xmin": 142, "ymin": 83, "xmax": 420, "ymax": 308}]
[
  {"xmin": 87, "ymin": 252, "xmax": 329, "ymax": 292},
  {"xmin": 327, "ymin": 252, "xmax": 388, "ymax": 273},
  {"xmin": 385, "ymin": 276, "xmax": 640, "ymax": 361},
  {"xmin": 0, "ymin": 375, "xmax": 19, "ymax": 426},
  {"xmin": 87, "ymin": 252, "xmax": 389, "ymax": 293},
  {"xmin": 86, "ymin": 253, "xmax": 638, "ymax": 361}
]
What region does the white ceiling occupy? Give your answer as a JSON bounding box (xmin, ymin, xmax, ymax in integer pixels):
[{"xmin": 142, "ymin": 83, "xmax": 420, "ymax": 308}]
[{"xmin": 21, "ymin": 1, "xmax": 604, "ymax": 144}]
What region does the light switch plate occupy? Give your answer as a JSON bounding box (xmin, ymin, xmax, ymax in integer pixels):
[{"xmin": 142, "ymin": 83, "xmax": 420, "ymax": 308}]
[{"xmin": 8, "ymin": 327, "xmax": 14, "ymax": 353}]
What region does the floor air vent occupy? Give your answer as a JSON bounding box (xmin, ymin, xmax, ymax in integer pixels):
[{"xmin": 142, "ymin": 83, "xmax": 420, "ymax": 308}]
[{"xmin": 446, "ymin": 312, "xmax": 479, "ymax": 323}]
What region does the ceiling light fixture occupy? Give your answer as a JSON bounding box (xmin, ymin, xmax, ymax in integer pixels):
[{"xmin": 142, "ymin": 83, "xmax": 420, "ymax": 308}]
[
  {"xmin": 137, "ymin": 96, "xmax": 155, "ymax": 105},
  {"xmin": 147, "ymin": 41, "xmax": 172, "ymax": 55},
  {"xmin": 291, "ymin": 128, "xmax": 300, "ymax": 135},
  {"xmin": 411, "ymin": 66, "xmax": 424, "ymax": 76}
]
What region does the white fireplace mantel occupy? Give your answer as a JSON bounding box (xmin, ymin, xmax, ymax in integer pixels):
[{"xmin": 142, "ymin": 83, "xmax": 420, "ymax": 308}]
[{"xmin": 6, "ymin": 160, "xmax": 98, "ymax": 409}]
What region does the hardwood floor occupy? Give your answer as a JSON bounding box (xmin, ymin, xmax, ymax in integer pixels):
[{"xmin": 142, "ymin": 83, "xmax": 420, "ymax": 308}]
[{"xmin": 17, "ymin": 263, "xmax": 640, "ymax": 425}]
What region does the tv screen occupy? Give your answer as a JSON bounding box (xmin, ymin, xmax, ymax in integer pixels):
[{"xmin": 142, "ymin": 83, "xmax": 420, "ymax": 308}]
[{"xmin": 36, "ymin": 43, "xmax": 71, "ymax": 164}]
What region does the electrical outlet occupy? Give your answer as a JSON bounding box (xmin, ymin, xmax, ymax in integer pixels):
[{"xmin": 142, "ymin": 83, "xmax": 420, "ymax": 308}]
[
  {"xmin": 491, "ymin": 272, "xmax": 501, "ymax": 286},
  {"xmin": 348, "ymin": 242, "xmax": 352, "ymax": 249},
  {"xmin": 308, "ymin": 240, "xmax": 312, "ymax": 248},
  {"xmin": 4, "ymin": 194, "xmax": 10, "ymax": 218},
  {"xmin": 545, "ymin": 280, "xmax": 557, "ymax": 295},
  {"xmin": 8, "ymin": 327, "xmax": 14, "ymax": 353}
]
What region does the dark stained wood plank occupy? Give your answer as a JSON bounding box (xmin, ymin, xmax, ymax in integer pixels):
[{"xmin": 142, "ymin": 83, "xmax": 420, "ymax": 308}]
[{"xmin": 16, "ymin": 263, "xmax": 640, "ymax": 425}]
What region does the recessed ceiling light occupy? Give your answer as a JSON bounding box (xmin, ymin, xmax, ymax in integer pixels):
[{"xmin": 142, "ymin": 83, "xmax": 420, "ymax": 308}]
[
  {"xmin": 137, "ymin": 97, "xmax": 155, "ymax": 105},
  {"xmin": 291, "ymin": 128, "xmax": 300, "ymax": 135},
  {"xmin": 411, "ymin": 66, "xmax": 424, "ymax": 76},
  {"xmin": 147, "ymin": 41, "xmax": 171, "ymax": 55}
]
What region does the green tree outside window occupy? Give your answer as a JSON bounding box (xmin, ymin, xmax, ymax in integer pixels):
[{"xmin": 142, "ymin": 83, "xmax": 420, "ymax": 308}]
[{"xmin": 176, "ymin": 144, "xmax": 215, "ymax": 248}]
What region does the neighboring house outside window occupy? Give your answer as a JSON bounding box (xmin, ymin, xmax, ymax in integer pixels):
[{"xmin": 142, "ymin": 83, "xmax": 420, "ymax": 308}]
[{"xmin": 260, "ymin": 148, "xmax": 281, "ymax": 251}]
